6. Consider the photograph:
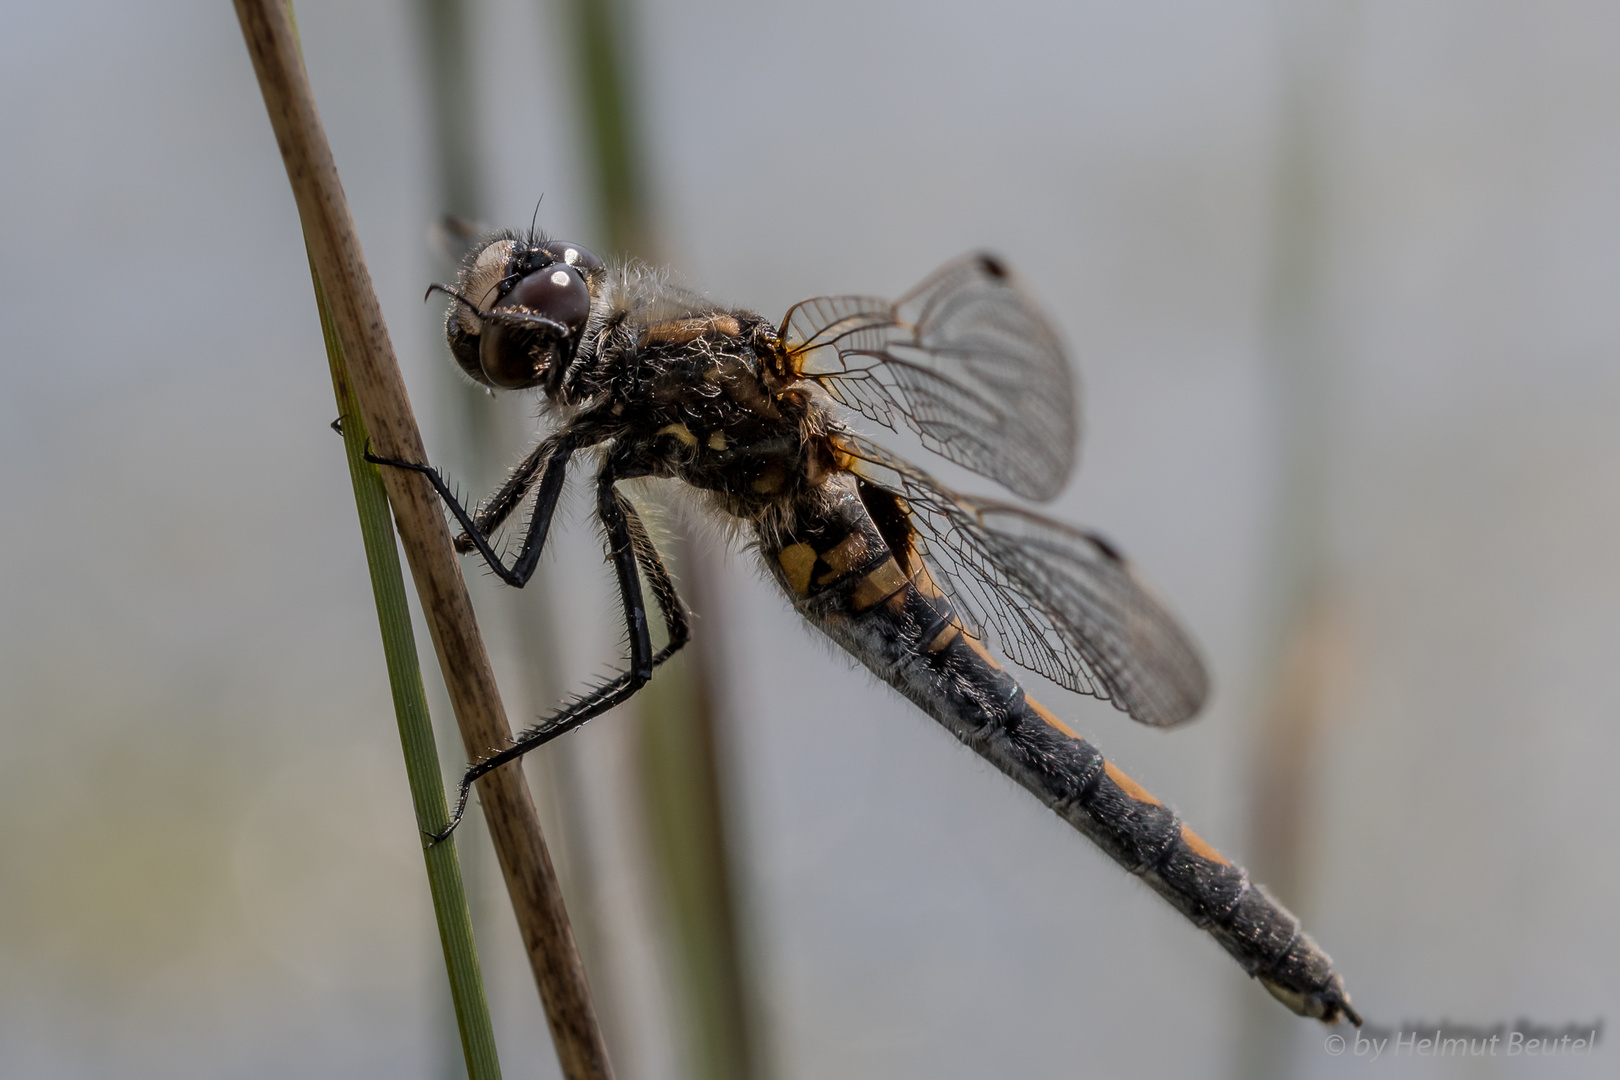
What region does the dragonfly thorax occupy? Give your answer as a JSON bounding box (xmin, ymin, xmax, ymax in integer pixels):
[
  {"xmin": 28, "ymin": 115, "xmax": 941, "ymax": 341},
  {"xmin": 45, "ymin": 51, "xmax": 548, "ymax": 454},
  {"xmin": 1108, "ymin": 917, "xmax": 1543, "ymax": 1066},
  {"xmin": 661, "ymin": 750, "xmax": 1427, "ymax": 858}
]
[{"xmin": 583, "ymin": 314, "xmax": 825, "ymax": 517}]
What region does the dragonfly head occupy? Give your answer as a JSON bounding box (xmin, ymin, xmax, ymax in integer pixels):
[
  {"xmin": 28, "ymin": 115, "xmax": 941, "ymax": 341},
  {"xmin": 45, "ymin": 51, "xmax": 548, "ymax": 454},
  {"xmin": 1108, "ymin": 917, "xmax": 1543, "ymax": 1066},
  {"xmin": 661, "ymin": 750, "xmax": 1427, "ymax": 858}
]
[{"xmin": 436, "ymin": 232, "xmax": 605, "ymax": 393}]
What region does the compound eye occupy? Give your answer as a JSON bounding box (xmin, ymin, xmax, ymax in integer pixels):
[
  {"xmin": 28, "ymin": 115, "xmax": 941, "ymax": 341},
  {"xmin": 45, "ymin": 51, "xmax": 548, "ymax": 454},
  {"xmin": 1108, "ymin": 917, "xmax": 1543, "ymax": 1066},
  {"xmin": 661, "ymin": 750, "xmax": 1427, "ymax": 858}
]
[
  {"xmin": 478, "ymin": 262, "xmax": 593, "ymax": 389},
  {"xmin": 541, "ymin": 241, "xmax": 605, "ymax": 278},
  {"xmin": 496, "ymin": 262, "xmax": 592, "ymax": 327}
]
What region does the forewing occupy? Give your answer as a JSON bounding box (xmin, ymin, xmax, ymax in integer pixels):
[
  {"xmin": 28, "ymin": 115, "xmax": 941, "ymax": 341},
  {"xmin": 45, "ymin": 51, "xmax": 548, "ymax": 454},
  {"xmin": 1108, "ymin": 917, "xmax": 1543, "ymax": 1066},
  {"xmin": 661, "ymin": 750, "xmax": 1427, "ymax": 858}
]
[
  {"xmin": 839, "ymin": 435, "xmax": 1209, "ymax": 727},
  {"xmin": 429, "ymin": 214, "xmax": 488, "ymax": 265},
  {"xmin": 783, "ymin": 254, "xmax": 1078, "ymax": 501}
]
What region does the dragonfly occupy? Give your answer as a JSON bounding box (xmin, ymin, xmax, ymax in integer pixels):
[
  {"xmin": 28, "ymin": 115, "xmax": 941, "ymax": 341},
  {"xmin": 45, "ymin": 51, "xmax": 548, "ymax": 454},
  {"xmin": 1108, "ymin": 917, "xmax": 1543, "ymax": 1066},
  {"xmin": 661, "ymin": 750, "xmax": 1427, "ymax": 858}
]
[{"xmin": 367, "ymin": 227, "xmax": 1361, "ymax": 1026}]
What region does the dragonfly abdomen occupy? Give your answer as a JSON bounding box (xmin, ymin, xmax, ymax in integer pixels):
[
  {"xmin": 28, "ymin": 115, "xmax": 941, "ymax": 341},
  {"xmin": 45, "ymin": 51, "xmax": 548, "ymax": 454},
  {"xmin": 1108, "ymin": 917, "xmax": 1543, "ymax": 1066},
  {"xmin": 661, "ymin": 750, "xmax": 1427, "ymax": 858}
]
[{"xmin": 763, "ymin": 480, "xmax": 1359, "ymax": 1026}]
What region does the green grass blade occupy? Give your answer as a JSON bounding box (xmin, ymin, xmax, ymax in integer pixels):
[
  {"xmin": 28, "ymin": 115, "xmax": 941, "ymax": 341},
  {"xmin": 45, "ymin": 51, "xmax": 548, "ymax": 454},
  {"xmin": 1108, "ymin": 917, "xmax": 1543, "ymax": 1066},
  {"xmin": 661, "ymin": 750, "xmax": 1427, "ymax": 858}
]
[{"xmin": 310, "ymin": 263, "xmax": 503, "ymax": 1080}]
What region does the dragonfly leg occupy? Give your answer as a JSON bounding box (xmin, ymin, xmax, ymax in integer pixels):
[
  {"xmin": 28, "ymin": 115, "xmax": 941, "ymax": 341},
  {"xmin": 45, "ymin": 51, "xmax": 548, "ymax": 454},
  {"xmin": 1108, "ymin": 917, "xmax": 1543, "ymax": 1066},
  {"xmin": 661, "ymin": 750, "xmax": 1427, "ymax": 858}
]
[
  {"xmin": 430, "ymin": 457, "xmax": 689, "ymax": 843},
  {"xmin": 366, "ymin": 434, "xmax": 575, "ymax": 587},
  {"xmin": 452, "ymin": 437, "xmax": 565, "ymax": 556}
]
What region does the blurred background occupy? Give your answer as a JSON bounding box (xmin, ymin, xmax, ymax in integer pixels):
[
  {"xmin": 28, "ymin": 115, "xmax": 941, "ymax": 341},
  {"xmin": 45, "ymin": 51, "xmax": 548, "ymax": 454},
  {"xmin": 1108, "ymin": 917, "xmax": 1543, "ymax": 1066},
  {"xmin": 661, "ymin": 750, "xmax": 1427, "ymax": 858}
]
[{"xmin": 3, "ymin": 1, "xmax": 1618, "ymax": 1078}]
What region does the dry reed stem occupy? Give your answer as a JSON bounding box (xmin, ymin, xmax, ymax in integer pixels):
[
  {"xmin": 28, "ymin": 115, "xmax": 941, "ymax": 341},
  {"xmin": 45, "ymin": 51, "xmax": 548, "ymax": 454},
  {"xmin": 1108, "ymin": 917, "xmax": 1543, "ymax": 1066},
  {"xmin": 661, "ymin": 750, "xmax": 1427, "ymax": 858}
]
[{"xmin": 233, "ymin": 4, "xmax": 612, "ymax": 1077}]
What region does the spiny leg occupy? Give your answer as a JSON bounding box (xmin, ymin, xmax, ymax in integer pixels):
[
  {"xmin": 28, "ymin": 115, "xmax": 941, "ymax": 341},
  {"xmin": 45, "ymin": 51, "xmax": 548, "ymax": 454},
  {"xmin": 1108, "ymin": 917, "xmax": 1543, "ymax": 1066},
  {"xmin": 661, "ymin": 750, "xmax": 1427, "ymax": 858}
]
[
  {"xmin": 492, "ymin": 494, "xmax": 690, "ymax": 744},
  {"xmin": 454, "ymin": 438, "xmax": 556, "ymax": 554},
  {"xmin": 433, "ymin": 458, "xmax": 690, "ymax": 841},
  {"xmin": 366, "ymin": 433, "xmax": 575, "ymax": 587},
  {"xmin": 620, "ymin": 492, "xmax": 690, "ymax": 659}
]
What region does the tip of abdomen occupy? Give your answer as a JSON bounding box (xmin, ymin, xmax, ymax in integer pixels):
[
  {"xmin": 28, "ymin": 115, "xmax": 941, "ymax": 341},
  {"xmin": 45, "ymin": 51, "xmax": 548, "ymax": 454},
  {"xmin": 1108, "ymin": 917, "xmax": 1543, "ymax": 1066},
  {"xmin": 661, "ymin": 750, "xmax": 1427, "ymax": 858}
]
[{"xmin": 1260, "ymin": 972, "xmax": 1361, "ymax": 1026}]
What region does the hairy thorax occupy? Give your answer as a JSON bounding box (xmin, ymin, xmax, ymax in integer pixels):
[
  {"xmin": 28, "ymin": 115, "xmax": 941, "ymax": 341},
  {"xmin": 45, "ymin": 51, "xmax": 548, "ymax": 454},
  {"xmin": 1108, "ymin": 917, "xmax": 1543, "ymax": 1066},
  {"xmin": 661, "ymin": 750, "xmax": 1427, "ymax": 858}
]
[{"xmin": 587, "ymin": 311, "xmax": 834, "ymax": 525}]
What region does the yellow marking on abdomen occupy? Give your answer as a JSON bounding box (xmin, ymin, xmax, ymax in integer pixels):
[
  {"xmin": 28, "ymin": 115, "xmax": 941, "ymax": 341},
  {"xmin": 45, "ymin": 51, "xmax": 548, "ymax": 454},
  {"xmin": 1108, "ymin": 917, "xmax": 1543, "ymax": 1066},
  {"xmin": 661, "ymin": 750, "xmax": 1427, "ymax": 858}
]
[
  {"xmin": 1103, "ymin": 761, "xmax": 1162, "ymax": 806},
  {"xmin": 1178, "ymin": 824, "xmax": 1231, "ymax": 866},
  {"xmin": 851, "ymin": 558, "xmax": 910, "ymax": 611},
  {"xmin": 707, "ymin": 430, "xmax": 728, "ymax": 451},
  {"xmin": 777, "ymin": 543, "xmax": 816, "ymax": 595},
  {"xmin": 927, "ymin": 621, "xmax": 962, "ymax": 652},
  {"xmin": 1025, "ymin": 696, "xmax": 1079, "ymax": 739},
  {"xmin": 657, "ymin": 422, "xmax": 697, "ymax": 447},
  {"xmin": 815, "ymin": 532, "xmax": 870, "ymax": 584}
]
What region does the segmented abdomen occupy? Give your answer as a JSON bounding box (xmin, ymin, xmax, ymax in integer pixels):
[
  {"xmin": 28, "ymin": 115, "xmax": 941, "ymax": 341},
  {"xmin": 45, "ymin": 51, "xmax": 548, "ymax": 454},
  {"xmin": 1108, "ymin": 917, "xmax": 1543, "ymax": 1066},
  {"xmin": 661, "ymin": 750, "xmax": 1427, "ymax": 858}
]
[{"xmin": 761, "ymin": 480, "xmax": 1358, "ymax": 1025}]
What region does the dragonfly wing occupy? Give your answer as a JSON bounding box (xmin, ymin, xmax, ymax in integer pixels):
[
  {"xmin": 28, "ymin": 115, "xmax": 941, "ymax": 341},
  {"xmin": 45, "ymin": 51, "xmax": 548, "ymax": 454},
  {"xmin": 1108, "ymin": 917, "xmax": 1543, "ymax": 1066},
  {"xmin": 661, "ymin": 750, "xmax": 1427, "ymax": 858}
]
[
  {"xmin": 837, "ymin": 434, "xmax": 1209, "ymax": 727},
  {"xmin": 783, "ymin": 254, "xmax": 1078, "ymax": 501}
]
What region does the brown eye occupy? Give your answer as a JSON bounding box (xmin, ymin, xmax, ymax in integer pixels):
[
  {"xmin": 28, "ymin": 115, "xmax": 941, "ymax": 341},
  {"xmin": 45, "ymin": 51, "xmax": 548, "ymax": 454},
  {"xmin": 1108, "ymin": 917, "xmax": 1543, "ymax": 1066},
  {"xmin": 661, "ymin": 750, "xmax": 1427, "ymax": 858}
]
[
  {"xmin": 496, "ymin": 263, "xmax": 591, "ymax": 326},
  {"xmin": 477, "ymin": 262, "xmax": 593, "ymax": 390}
]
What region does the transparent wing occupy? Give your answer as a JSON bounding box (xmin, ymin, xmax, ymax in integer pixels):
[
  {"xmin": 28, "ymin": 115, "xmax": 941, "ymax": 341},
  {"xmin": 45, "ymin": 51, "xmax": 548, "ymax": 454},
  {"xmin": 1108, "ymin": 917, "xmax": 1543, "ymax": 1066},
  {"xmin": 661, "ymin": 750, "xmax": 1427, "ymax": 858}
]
[
  {"xmin": 782, "ymin": 253, "xmax": 1078, "ymax": 501},
  {"xmin": 428, "ymin": 214, "xmax": 487, "ymax": 265},
  {"xmin": 838, "ymin": 434, "xmax": 1209, "ymax": 727}
]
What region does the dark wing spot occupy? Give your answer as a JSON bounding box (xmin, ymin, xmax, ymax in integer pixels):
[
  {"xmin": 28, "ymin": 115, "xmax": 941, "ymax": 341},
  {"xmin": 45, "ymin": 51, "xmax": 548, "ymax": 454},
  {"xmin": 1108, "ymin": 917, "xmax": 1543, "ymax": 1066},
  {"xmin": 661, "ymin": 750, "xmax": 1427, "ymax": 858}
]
[
  {"xmin": 977, "ymin": 253, "xmax": 1009, "ymax": 279},
  {"xmin": 1083, "ymin": 530, "xmax": 1126, "ymax": 564}
]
